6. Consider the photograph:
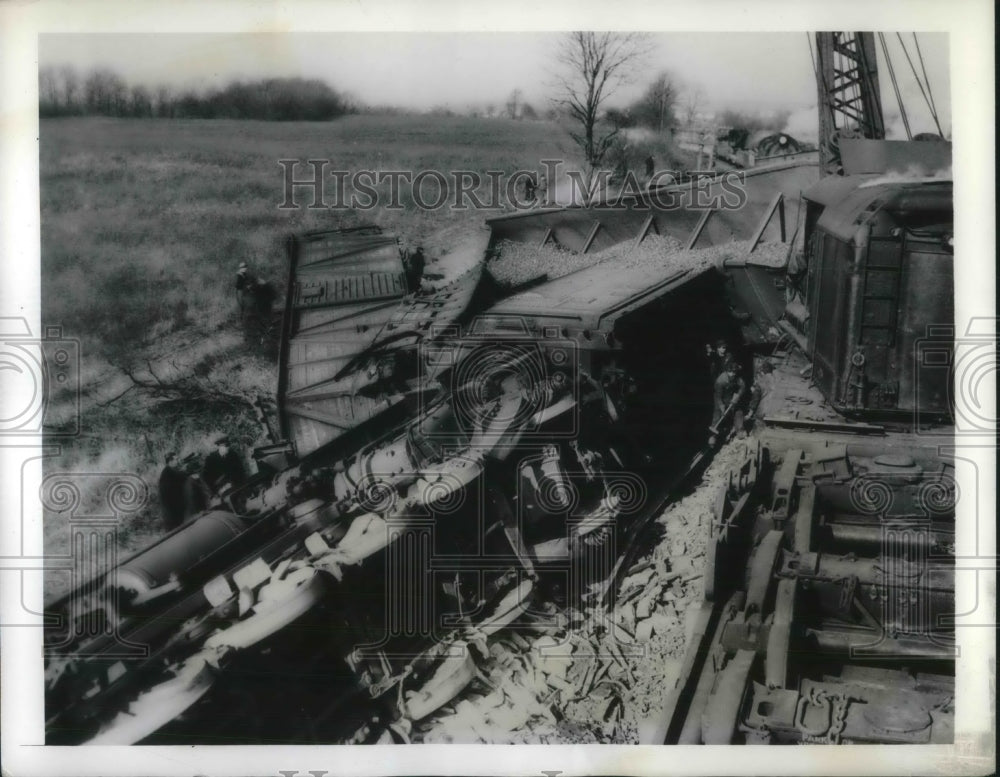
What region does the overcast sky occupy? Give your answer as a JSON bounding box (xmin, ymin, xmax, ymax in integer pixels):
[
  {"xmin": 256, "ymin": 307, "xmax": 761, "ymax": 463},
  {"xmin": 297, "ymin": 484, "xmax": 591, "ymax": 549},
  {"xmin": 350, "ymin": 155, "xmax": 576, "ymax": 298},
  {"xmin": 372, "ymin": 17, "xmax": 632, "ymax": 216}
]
[{"xmin": 40, "ymin": 32, "xmax": 951, "ymax": 137}]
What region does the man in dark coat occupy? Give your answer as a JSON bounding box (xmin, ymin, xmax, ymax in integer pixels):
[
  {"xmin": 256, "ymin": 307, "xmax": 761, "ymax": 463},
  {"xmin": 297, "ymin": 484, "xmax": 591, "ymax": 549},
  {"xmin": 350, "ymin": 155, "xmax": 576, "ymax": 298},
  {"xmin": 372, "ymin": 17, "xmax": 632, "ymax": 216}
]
[
  {"xmin": 183, "ymin": 473, "xmax": 213, "ymax": 517},
  {"xmin": 158, "ymin": 453, "xmax": 188, "ymax": 531},
  {"xmin": 405, "ymin": 246, "xmax": 425, "ymax": 292},
  {"xmin": 202, "ymin": 436, "xmax": 247, "ymax": 495},
  {"xmin": 235, "ymin": 262, "xmax": 258, "ymax": 315}
]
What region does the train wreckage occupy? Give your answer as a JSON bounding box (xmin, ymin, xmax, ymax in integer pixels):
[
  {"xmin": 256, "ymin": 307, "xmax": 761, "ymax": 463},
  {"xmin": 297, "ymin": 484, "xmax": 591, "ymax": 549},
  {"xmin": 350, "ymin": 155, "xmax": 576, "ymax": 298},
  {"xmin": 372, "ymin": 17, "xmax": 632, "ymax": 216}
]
[{"xmin": 44, "ymin": 130, "xmax": 956, "ymax": 745}]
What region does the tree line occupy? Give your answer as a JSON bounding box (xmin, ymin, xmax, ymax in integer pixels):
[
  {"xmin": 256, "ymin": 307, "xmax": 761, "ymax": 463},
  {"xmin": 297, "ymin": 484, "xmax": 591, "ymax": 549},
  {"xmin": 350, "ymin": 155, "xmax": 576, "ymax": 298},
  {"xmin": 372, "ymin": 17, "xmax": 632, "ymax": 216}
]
[{"xmin": 39, "ymin": 65, "xmax": 355, "ymax": 121}]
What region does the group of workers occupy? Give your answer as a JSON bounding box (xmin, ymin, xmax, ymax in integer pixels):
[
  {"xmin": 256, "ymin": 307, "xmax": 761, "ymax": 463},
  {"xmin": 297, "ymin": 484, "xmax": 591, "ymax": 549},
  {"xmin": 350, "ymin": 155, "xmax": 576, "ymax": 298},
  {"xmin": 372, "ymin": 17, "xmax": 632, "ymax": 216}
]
[
  {"xmin": 158, "ymin": 435, "xmax": 248, "ymax": 532},
  {"xmin": 154, "ymin": 262, "xmax": 270, "ymax": 531}
]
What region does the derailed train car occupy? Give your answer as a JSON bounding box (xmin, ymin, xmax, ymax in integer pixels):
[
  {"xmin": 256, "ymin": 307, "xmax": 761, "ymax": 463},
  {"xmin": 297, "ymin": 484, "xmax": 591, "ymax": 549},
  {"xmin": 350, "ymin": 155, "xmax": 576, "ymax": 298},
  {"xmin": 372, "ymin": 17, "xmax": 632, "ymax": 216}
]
[
  {"xmin": 44, "ymin": 223, "xmax": 734, "ymax": 744},
  {"xmin": 43, "ymin": 146, "xmax": 957, "ymax": 746},
  {"xmin": 784, "ymin": 171, "xmax": 954, "ymax": 419},
  {"xmin": 649, "ymin": 155, "xmax": 957, "ymax": 745}
]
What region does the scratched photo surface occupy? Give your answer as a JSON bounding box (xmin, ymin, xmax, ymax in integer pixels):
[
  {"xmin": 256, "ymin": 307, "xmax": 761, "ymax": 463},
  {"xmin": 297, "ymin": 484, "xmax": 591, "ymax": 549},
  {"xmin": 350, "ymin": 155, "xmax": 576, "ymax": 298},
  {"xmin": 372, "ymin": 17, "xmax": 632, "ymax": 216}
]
[{"xmin": 21, "ymin": 19, "xmax": 980, "ymax": 763}]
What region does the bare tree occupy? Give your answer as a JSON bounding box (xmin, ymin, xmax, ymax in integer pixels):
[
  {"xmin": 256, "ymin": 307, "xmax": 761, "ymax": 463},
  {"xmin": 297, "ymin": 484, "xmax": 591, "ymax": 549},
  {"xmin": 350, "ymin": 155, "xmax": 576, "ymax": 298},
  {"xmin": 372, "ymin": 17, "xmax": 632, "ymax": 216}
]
[
  {"xmin": 632, "ymin": 71, "xmax": 677, "ymax": 132},
  {"xmin": 682, "ymin": 86, "xmax": 704, "ymax": 125},
  {"xmin": 552, "ymin": 32, "xmax": 652, "ymax": 172},
  {"xmin": 130, "ymin": 85, "xmax": 152, "ymax": 117},
  {"xmin": 59, "ymin": 66, "xmax": 79, "ymax": 112},
  {"xmin": 153, "ymin": 85, "xmax": 174, "ymax": 117},
  {"xmin": 108, "ymin": 74, "xmax": 128, "ymax": 115},
  {"xmin": 339, "ymin": 89, "xmax": 363, "ymax": 114},
  {"xmin": 39, "ymin": 66, "xmax": 60, "ymax": 114},
  {"xmin": 84, "ymin": 68, "xmax": 127, "ymax": 115},
  {"xmin": 505, "ymin": 88, "xmax": 523, "ymax": 119}
]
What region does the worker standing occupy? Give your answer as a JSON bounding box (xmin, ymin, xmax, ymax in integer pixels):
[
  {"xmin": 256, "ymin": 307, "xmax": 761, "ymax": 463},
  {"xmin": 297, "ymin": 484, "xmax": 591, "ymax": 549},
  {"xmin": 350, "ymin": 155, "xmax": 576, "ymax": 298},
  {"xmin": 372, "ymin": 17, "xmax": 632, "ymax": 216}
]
[
  {"xmin": 746, "ymin": 360, "xmax": 775, "ymax": 429},
  {"xmin": 235, "ymin": 262, "xmax": 258, "ymax": 315},
  {"xmin": 711, "ymin": 360, "xmax": 747, "ymax": 443},
  {"xmin": 405, "ymin": 246, "xmax": 426, "ymax": 292},
  {"xmin": 707, "ymin": 339, "xmax": 730, "ymax": 380},
  {"xmin": 202, "ymin": 436, "xmax": 248, "ymax": 496},
  {"xmin": 183, "ymin": 472, "xmax": 213, "ymax": 518},
  {"xmin": 706, "ymin": 342, "xmax": 720, "ymax": 380},
  {"xmin": 158, "ymin": 452, "xmax": 188, "ymax": 532}
]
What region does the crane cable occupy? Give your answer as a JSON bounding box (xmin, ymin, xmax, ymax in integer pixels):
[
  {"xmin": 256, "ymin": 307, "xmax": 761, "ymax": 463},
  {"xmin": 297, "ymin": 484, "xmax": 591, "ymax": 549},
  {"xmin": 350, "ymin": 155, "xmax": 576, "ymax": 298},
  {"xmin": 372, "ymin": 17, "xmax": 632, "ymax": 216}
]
[
  {"xmin": 806, "ymin": 33, "xmax": 820, "ymax": 85},
  {"xmin": 897, "ymin": 32, "xmax": 945, "ymax": 137},
  {"xmin": 877, "ymin": 33, "xmax": 912, "ymax": 140},
  {"xmin": 913, "ymin": 34, "xmax": 942, "ymax": 127},
  {"xmin": 807, "ymin": 33, "xmax": 835, "ymax": 122}
]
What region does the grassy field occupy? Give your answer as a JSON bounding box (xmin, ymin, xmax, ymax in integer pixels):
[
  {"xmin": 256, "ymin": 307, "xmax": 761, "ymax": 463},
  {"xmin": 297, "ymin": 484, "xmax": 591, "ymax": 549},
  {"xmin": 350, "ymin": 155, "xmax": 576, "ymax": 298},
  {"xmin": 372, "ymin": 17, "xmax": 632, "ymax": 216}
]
[
  {"xmin": 41, "ymin": 114, "xmax": 587, "ymax": 355},
  {"xmin": 39, "ymin": 113, "xmax": 591, "ymax": 599}
]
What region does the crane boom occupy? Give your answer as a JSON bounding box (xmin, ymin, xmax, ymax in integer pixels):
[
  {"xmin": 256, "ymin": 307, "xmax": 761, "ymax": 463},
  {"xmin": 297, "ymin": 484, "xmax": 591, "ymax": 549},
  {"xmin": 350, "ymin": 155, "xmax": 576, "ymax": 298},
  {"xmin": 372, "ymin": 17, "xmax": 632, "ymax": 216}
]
[{"xmin": 815, "ymin": 32, "xmax": 886, "ymax": 175}]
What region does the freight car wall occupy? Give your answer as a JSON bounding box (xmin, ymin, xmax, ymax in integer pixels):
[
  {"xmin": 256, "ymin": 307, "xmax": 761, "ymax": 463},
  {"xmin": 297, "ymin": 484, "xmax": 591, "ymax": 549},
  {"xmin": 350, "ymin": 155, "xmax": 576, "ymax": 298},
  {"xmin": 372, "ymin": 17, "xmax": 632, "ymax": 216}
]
[
  {"xmin": 486, "ymin": 161, "xmax": 819, "ymax": 255},
  {"xmin": 803, "ymin": 179, "xmax": 954, "ymax": 419}
]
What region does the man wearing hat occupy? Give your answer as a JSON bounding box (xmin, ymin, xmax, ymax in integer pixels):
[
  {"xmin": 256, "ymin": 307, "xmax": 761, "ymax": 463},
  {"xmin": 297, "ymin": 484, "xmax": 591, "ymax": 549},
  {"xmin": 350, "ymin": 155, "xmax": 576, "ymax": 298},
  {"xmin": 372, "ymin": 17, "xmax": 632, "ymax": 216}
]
[
  {"xmin": 202, "ymin": 435, "xmax": 247, "ymax": 495},
  {"xmin": 161, "ymin": 452, "xmax": 214, "ymax": 528},
  {"xmin": 711, "ymin": 359, "xmax": 747, "ymax": 443},
  {"xmin": 706, "ymin": 338, "xmax": 732, "ymax": 381}
]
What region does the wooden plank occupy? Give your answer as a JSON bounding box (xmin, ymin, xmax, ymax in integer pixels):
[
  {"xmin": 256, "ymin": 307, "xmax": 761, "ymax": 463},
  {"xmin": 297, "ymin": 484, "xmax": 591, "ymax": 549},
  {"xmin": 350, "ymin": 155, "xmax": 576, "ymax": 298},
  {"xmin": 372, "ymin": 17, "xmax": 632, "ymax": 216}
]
[
  {"xmin": 284, "ymin": 387, "xmax": 357, "ymax": 404},
  {"xmin": 686, "ymin": 209, "xmax": 715, "ymax": 250},
  {"xmin": 632, "ymin": 214, "xmax": 657, "ymax": 250},
  {"xmin": 747, "ymin": 192, "xmax": 784, "ymax": 254},
  {"xmin": 581, "ymin": 220, "xmax": 602, "ymax": 254},
  {"xmin": 284, "ymin": 405, "xmax": 353, "ymax": 430}
]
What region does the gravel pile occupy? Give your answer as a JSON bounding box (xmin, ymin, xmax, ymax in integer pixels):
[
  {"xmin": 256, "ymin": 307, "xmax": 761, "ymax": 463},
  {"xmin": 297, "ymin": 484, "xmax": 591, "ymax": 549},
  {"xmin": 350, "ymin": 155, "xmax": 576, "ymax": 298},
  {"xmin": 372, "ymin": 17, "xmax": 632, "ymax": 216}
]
[
  {"xmin": 744, "ymin": 240, "xmax": 792, "ymax": 268},
  {"xmin": 592, "ymin": 233, "xmax": 684, "ymax": 266},
  {"xmin": 487, "ymin": 240, "xmax": 594, "ymax": 286},
  {"xmin": 411, "ymin": 436, "xmax": 755, "ymax": 744},
  {"xmin": 487, "ymin": 235, "xmax": 789, "ymax": 289}
]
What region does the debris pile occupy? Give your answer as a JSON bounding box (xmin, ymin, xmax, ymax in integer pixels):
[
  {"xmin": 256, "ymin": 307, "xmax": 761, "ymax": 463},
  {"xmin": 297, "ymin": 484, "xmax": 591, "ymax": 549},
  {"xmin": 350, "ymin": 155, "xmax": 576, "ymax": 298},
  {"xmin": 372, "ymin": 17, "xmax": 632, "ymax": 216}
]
[
  {"xmin": 487, "ymin": 236, "xmax": 789, "ymax": 288},
  {"xmin": 412, "ymin": 437, "xmax": 752, "ymax": 744}
]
